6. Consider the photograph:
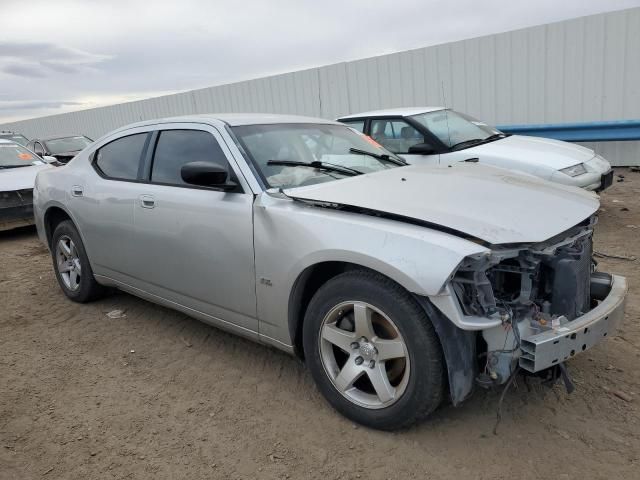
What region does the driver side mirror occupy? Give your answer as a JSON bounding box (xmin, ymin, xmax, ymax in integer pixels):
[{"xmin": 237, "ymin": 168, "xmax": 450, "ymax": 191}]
[
  {"xmin": 181, "ymin": 161, "xmax": 237, "ymax": 191},
  {"xmin": 408, "ymin": 143, "xmax": 436, "ymax": 155},
  {"xmin": 42, "ymin": 155, "xmax": 59, "ymax": 164}
]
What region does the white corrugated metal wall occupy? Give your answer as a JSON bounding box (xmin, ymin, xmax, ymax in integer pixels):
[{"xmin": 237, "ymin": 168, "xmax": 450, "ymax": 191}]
[{"xmin": 1, "ymin": 7, "xmax": 639, "ymax": 165}]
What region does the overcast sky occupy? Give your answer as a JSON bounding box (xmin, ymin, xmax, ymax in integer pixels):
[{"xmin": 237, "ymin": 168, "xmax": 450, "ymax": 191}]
[{"xmin": 1, "ymin": 0, "xmax": 639, "ymax": 123}]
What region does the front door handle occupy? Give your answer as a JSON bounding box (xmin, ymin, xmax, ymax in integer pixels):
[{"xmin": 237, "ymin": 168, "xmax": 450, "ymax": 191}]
[
  {"xmin": 139, "ymin": 194, "xmax": 155, "ymax": 208},
  {"xmin": 71, "ymin": 185, "xmax": 84, "ymax": 197}
]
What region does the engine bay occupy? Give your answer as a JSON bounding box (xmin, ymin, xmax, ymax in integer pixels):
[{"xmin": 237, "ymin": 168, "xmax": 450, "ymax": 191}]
[{"xmin": 451, "ymin": 218, "xmax": 603, "ymax": 385}]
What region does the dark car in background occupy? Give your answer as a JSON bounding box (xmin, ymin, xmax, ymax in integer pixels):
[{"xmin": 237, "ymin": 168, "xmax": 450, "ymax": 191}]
[
  {"xmin": 26, "ymin": 135, "xmax": 93, "ymax": 164},
  {"xmin": 0, "ymin": 130, "xmax": 30, "ymax": 147}
]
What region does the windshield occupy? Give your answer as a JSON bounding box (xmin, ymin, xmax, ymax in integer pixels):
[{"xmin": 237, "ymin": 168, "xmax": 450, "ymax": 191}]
[
  {"xmin": 0, "ymin": 134, "xmax": 29, "ymax": 146},
  {"xmin": 232, "ymin": 123, "xmax": 404, "ymax": 189},
  {"xmin": 45, "ymin": 136, "xmax": 92, "ymax": 154},
  {"xmin": 410, "ymin": 110, "xmax": 502, "ymax": 149},
  {"xmin": 0, "ymin": 143, "xmax": 45, "ymax": 168}
]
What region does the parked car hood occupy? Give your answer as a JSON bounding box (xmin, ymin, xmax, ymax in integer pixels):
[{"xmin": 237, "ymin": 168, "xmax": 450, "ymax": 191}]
[
  {"xmin": 0, "ymin": 163, "xmax": 51, "ymax": 191},
  {"xmin": 463, "ymin": 135, "xmax": 596, "ymax": 170},
  {"xmin": 284, "ymin": 163, "xmax": 599, "ymax": 245}
]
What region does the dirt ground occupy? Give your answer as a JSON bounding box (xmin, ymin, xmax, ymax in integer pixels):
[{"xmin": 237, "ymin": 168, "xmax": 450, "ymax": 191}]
[{"xmin": 1, "ymin": 168, "xmax": 639, "ymax": 480}]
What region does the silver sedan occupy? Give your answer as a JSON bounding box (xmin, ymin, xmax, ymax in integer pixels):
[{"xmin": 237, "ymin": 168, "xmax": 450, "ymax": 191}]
[{"xmin": 33, "ymin": 114, "xmax": 626, "ymax": 430}]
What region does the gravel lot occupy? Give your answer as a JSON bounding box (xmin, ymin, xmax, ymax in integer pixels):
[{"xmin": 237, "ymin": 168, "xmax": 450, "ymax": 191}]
[{"xmin": 1, "ymin": 168, "xmax": 639, "ymax": 480}]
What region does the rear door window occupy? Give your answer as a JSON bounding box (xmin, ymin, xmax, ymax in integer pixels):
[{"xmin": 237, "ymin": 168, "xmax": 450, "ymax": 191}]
[
  {"xmin": 150, "ymin": 129, "xmax": 230, "ymax": 186},
  {"xmin": 94, "ymin": 133, "xmax": 148, "ymax": 180}
]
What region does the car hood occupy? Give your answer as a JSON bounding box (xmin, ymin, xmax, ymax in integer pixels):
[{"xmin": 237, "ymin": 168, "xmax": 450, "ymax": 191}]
[
  {"xmin": 464, "ymin": 135, "xmax": 596, "ymax": 170},
  {"xmin": 0, "ymin": 163, "xmax": 51, "ymax": 191},
  {"xmin": 283, "ymin": 163, "xmax": 599, "ymax": 245}
]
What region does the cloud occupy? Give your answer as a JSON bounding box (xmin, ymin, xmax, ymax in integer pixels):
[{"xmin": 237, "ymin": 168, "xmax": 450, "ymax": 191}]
[
  {"xmin": 40, "ymin": 61, "xmax": 81, "ymax": 74},
  {"xmin": 1, "ymin": 63, "xmax": 47, "ymax": 78},
  {"xmin": 0, "ymin": 41, "xmax": 111, "ymax": 78},
  {"xmin": 0, "ymin": 41, "xmax": 110, "ymax": 64}
]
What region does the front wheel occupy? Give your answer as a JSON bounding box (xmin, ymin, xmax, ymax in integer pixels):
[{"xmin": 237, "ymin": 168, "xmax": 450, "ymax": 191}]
[{"xmin": 303, "ymin": 270, "xmax": 445, "ymax": 430}]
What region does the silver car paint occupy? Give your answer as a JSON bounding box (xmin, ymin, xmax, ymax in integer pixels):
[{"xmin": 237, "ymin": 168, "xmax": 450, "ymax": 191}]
[
  {"xmin": 33, "ymin": 114, "xmax": 601, "ymax": 352},
  {"xmin": 253, "ymin": 191, "xmax": 487, "ymax": 346},
  {"xmin": 120, "ymin": 123, "xmax": 257, "ymax": 334},
  {"xmin": 283, "ymin": 162, "xmax": 600, "ymax": 245}
]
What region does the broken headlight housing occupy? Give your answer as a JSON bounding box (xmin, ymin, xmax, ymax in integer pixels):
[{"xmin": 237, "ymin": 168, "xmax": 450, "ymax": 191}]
[{"xmin": 452, "ymin": 230, "xmax": 593, "ymax": 323}]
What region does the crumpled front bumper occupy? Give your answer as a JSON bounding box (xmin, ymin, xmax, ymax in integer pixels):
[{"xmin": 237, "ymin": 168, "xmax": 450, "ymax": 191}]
[
  {"xmin": 0, "ymin": 189, "xmax": 35, "ymax": 232},
  {"xmin": 519, "ymin": 273, "xmax": 627, "ymax": 372}
]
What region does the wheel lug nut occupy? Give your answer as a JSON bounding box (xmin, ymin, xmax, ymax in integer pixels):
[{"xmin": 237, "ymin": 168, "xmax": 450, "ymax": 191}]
[
  {"xmin": 354, "ymin": 356, "xmax": 364, "ymax": 365},
  {"xmin": 369, "ymin": 360, "xmax": 375, "ymax": 368},
  {"xmin": 350, "ymin": 342, "xmax": 359, "ymax": 349}
]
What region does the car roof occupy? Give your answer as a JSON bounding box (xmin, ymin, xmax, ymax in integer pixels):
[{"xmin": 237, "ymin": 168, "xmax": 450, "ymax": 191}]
[
  {"xmin": 112, "ymin": 113, "xmax": 340, "ymax": 135},
  {"xmin": 338, "ymin": 107, "xmax": 446, "ymax": 120},
  {"xmin": 0, "ymin": 133, "xmax": 27, "ymax": 138},
  {"xmin": 36, "ymin": 135, "xmax": 90, "ymax": 141}
]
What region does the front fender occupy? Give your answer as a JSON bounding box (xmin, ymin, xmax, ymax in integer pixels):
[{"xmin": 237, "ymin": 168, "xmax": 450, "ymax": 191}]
[
  {"xmin": 414, "ymin": 295, "xmax": 477, "ymax": 406},
  {"xmin": 253, "ymin": 193, "xmax": 488, "ymax": 345}
]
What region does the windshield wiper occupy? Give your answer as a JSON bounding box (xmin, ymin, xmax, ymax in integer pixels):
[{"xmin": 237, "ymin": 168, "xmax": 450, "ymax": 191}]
[
  {"xmin": 267, "ymin": 160, "xmax": 364, "ymax": 176},
  {"xmin": 348, "ymin": 148, "xmax": 407, "ymax": 166},
  {"xmin": 484, "ymin": 133, "xmax": 506, "ymax": 142},
  {"xmin": 450, "ymin": 133, "xmax": 506, "ymax": 150},
  {"xmin": 449, "ymin": 138, "xmax": 484, "ymax": 150}
]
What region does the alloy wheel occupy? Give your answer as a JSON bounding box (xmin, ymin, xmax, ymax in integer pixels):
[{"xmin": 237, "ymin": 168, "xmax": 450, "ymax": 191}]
[
  {"xmin": 318, "ymin": 301, "xmax": 410, "ymax": 409},
  {"xmin": 56, "ymin": 235, "xmax": 82, "ymax": 291}
]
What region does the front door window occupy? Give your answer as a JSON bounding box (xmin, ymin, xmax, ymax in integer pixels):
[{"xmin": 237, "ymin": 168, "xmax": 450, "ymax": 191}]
[{"xmin": 370, "ymin": 120, "xmax": 425, "ymax": 154}]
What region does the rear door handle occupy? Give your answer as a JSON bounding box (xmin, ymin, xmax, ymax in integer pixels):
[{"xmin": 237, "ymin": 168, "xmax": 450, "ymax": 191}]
[
  {"xmin": 71, "ymin": 185, "xmax": 84, "ymax": 197},
  {"xmin": 139, "ymin": 194, "xmax": 155, "ymax": 208}
]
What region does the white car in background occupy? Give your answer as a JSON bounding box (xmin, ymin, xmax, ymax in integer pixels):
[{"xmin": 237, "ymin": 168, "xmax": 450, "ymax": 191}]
[
  {"xmin": 0, "ymin": 139, "xmax": 55, "ymax": 231},
  {"xmin": 338, "ymin": 108, "xmax": 613, "ymax": 191}
]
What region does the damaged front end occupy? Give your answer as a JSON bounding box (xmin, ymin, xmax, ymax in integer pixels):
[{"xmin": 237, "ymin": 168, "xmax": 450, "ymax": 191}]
[
  {"xmin": 0, "ymin": 188, "xmax": 35, "ymax": 231},
  {"xmin": 439, "ymin": 216, "xmax": 627, "ymax": 391}
]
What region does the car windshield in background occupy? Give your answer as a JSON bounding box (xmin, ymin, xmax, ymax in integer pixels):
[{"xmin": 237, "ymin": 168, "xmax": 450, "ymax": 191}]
[
  {"xmin": 0, "ymin": 134, "xmax": 29, "ymax": 146},
  {"xmin": 0, "ymin": 143, "xmax": 44, "ymax": 168},
  {"xmin": 410, "ymin": 110, "xmax": 503, "ymax": 149},
  {"xmin": 232, "ymin": 123, "xmax": 404, "ymax": 189},
  {"xmin": 45, "ymin": 136, "xmax": 92, "ymax": 154}
]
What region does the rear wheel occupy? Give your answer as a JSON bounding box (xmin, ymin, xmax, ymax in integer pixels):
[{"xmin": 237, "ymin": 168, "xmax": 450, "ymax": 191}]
[
  {"xmin": 303, "ymin": 270, "xmax": 445, "ymax": 430},
  {"xmin": 51, "ymin": 220, "xmax": 106, "ymax": 302}
]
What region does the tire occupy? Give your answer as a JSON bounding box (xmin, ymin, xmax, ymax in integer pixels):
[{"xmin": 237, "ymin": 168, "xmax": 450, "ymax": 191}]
[
  {"xmin": 303, "ymin": 269, "xmax": 445, "ymax": 430},
  {"xmin": 51, "ymin": 220, "xmax": 106, "ymax": 303}
]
